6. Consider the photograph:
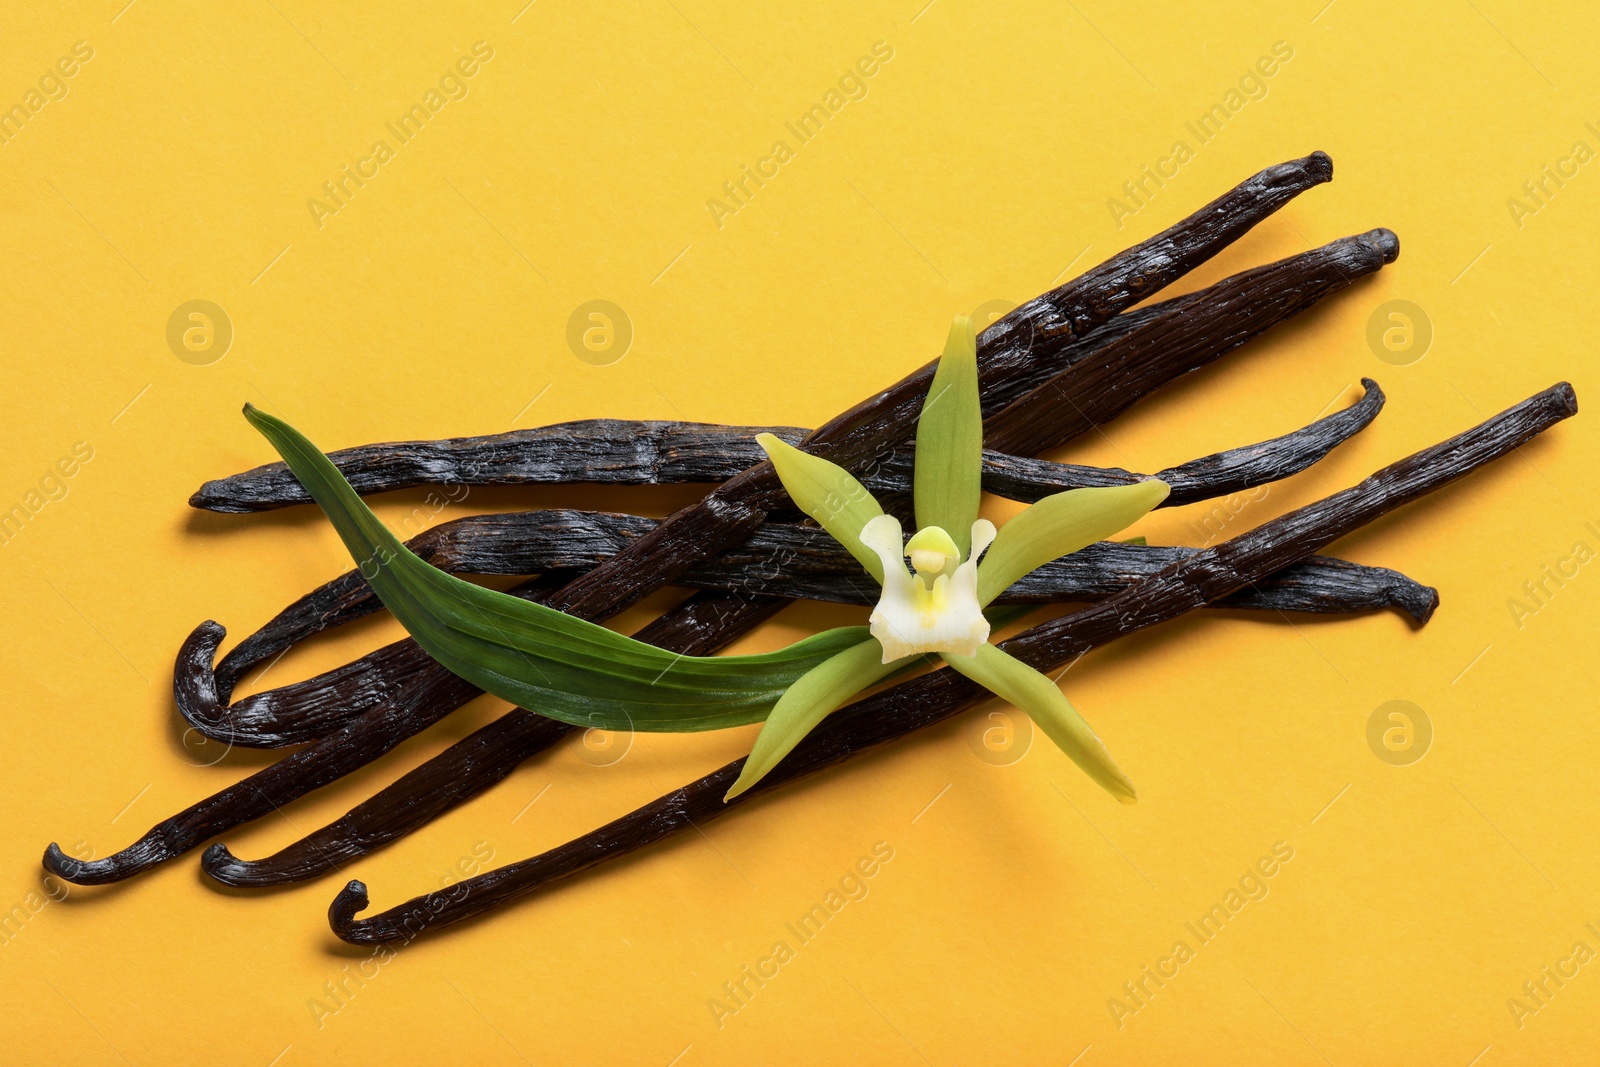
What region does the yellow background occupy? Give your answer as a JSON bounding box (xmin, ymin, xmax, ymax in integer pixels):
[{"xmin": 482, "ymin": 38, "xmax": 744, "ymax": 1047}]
[{"xmin": 2, "ymin": 1, "xmax": 1596, "ymax": 1063}]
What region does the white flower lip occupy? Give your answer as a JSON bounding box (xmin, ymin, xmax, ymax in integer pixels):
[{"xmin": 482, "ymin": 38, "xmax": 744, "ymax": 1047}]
[{"xmin": 861, "ymin": 515, "xmax": 997, "ymax": 663}]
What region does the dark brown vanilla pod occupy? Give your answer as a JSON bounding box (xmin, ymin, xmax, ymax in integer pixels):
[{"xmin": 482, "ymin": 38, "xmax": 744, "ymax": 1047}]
[
  {"xmin": 626, "ymin": 587, "xmax": 795, "ymax": 655},
  {"xmin": 176, "ymin": 614, "xmax": 491, "ymax": 750},
  {"xmin": 1022, "ymin": 151, "xmax": 1333, "ymax": 339},
  {"xmin": 206, "ymin": 519, "xmax": 1434, "ymax": 710},
  {"xmin": 177, "ymin": 579, "xmax": 786, "ymax": 754},
  {"xmin": 187, "ymin": 304, "xmax": 1186, "ymax": 516},
  {"xmin": 44, "ymin": 585, "xmax": 778, "ymax": 886},
  {"xmin": 192, "ymin": 372, "xmax": 1379, "ymax": 515},
  {"xmin": 202, "ymin": 711, "xmax": 573, "ymax": 886},
  {"xmin": 189, "ymin": 420, "xmax": 807, "ymax": 514},
  {"xmin": 545, "ymin": 154, "xmax": 1336, "ymax": 621},
  {"xmin": 199, "ymin": 591, "xmax": 797, "ymax": 886},
  {"xmin": 947, "ymin": 377, "xmax": 1386, "ymax": 505},
  {"xmin": 181, "ymin": 540, "xmax": 1433, "ymax": 750},
  {"xmin": 987, "ymin": 228, "xmax": 1399, "ymax": 458},
  {"xmin": 326, "ymin": 383, "xmax": 1577, "ymax": 944},
  {"xmin": 727, "ymin": 544, "xmax": 1440, "ymax": 617}
]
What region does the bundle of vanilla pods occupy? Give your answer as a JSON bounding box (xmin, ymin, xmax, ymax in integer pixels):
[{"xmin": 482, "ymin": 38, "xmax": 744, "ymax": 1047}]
[{"xmin": 45, "ymin": 153, "xmax": 1578, "ymax": 945}]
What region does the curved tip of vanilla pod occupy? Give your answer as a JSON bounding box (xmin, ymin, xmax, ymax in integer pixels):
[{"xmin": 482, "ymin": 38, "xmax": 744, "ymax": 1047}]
[
  {"xmin": 172, "ymin": 620, "xmax": 233, "ymax": 738},
  {"xmin": 41, "ymin": 843, "xmax": 87, "ymax": 881},
  {"xmin": 172, "ymin": 619, "xmax": 319, "ymax": 749},
  {"xmin": 40, "ymin": 842, "xmax": 128, "ymax": 886},
  {"xmin": 329, "ymin": 880, "xmax": 372, "ymax": 941},
  {"xmin": 1553, "ymin": 381, "xmax": 1579, "ymax": 417},
  {"xmin": 199, "ymin": 843, "xmax": 256, "ymax": 887}
]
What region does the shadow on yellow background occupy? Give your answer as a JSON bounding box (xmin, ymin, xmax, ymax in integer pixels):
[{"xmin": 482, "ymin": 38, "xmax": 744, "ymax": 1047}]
[{"xmin": 2, "ymin": 1, "xmax": 1596, "ymax": 1064}]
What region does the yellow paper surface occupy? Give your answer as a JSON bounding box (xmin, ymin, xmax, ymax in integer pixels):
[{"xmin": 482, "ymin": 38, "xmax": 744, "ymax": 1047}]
[{"xmin": 3, "ymin": 2, "xmax": 1597, "ymax": 1063}]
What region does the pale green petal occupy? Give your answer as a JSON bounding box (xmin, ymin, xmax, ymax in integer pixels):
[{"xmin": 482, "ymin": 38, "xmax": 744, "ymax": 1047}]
[
  {"xmin": 941, "ymin": 644, "xmax": 1136, "ymax": 803},
  {"xmin": 976, "ymin": 481, "xmax": 1169, "ymax": 606},
  {"xmin": 725, "ymin": 637, "xmax": 907, "ymax": 800},
  {"xmin": 756, "ymin": 433, "xmax": 886, "ymax": 581},
  {"xmin": 914, "ymin": 316, "xmax": 983, "ymax": 557}
]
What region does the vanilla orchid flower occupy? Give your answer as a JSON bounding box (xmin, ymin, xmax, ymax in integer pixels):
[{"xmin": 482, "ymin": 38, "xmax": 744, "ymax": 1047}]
[{"xmin": 725, "ymin": 317, "xmax": 1169, "ymax": 802}]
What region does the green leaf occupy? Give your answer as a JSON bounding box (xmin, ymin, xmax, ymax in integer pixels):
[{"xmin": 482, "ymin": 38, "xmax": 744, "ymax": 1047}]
[
  {"xmin": 245, "ymin": 405, "xmax": 871, "ymax": 732},
  {"xmin": 940, "ymin": 644, "xmax": 1135, "ymax": 803},
  {"xmin": 725, "ymin": 637, "xmax": 908, "ymax": 801},
  {"xmin": 756, "ymin": 433, "xmax": 887, "ymax": 581},
  {"xmin": 914, "ymin": 316, "xmax": 983, "ymax": 557},
  {"xmin": 976, "ymin": 481, "xmax": 1169, "ymax": 606}
]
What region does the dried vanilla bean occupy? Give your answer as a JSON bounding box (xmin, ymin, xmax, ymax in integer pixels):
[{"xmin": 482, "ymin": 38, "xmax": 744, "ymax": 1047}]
[
  {"xmin": 974, "ymin": 377, "xmax": 1384, "ymax": 504},
  {"xmin": 190, "ymin": 336, "xmax": 1377, "ymax": 515},
  {"xmin": 201, "ymin": 711, "xmax": 572, "ymax": 886},
  {"xmin": 189, "ymin": 298, "xmax": 1184, "ymax": 514},
  {"xmin": 188, "ymin": 419, "xmax": 800, "ymax": 513},
  {"xmin": 987, "ymin": 228, "xmax": 1399, "ymax": 457},
  {"xmin": 190, "ymin": 310, "xmax": 1183, "ymax": 514},
  {"xmin": 325, "ymin": 382, "xmax": 1578, "ymax": 943}
]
